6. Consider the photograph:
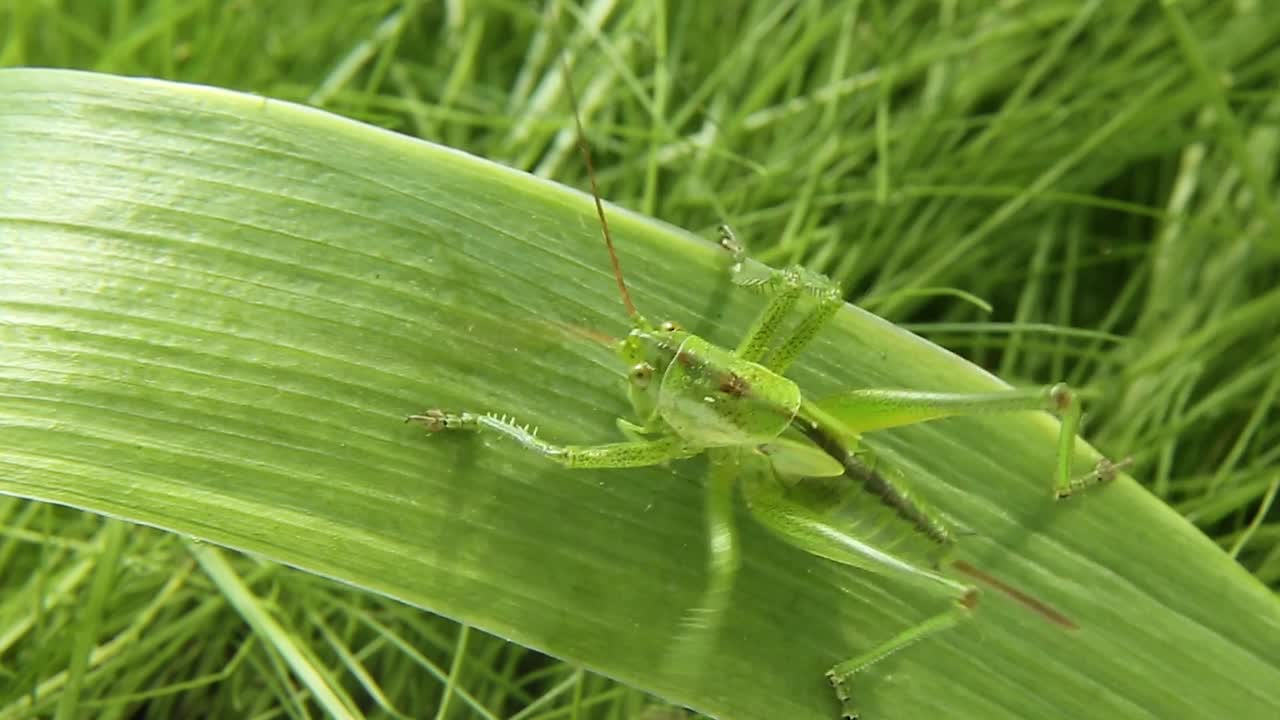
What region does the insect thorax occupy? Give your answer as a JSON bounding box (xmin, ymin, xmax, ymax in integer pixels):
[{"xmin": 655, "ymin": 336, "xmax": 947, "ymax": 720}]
[{"xmin": 650, "ymin": 334, "xmax": 801, "ymax": 447}]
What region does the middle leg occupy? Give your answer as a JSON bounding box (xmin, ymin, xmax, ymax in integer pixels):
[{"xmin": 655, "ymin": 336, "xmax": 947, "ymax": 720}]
[
  {"xmin": 407, "ymin": 410, "xmax": 699, "ymax": 468},
  {"xmin": 664, "ymin": 446, "xmax": 743, "ymax": 677}
]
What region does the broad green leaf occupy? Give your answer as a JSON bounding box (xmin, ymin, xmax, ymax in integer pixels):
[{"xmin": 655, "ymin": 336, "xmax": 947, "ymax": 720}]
[{"xmin": 2, "ymin": 70, "xmax": 1278, "ymax": 719}]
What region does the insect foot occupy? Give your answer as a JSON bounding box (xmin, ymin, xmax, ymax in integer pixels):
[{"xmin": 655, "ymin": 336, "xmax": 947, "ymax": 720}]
[
  {"xmin": 825, "ymin": 671, "xmax": 860, "ymax": 720},
  {"xmin": 1054, "ymin": 456, "xmax": 1133, "ymax": 500},
  {"xmin": 716, "ymin": 223, "xmax": 744, "ymax": 258},
  {"xmin": 405, "ymin": 409, "xmax": 468, "ymax": 433}
]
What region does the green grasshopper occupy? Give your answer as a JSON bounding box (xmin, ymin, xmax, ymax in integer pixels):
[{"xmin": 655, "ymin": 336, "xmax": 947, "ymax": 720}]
[{"xmin": 410, "ymin": 58, "xmax": 1118, "ymax": 720}]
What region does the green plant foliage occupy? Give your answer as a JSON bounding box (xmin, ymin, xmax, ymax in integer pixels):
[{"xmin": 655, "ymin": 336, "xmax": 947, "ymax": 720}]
[{"xmin": 2, "ymin": 1, "xmax": 1279, "ymax": 719}]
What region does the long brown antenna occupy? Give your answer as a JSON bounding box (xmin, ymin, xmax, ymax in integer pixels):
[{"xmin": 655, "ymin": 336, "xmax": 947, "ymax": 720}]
[
  {"xmin": 951, "ymin": 560, "xmax": 1078, "ymax": 630},
  {"xmin": 559, "ymin": 56, "xmax": 640, "ymax": 322}
]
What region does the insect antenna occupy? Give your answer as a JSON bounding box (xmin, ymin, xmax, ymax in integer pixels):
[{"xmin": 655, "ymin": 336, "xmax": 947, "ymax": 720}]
[
  {"xmin": 951, "ymin": 560, "xmax": 1077, "ymax": 630},
  {"xmin": 558, "ymin": 54, "xmax": 642, "ymax": 324}
]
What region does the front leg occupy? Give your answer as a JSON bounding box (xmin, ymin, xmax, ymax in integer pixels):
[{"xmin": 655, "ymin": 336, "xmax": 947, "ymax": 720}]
[
  {"xmin": 718, "ymin": 225, "xmax": 842, "ymax": 372},
  {"xmin": 408, "ymin": 410, "xmax": 698, "ymax": 468}
]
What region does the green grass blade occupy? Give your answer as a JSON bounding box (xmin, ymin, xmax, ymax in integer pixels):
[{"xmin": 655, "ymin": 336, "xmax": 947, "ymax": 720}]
[{"xmin": 2, "ymin": 70, "xmax": 1279, "ymax": 720}]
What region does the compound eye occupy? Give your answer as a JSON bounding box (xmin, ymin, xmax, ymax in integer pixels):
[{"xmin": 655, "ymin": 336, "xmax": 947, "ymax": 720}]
[
  {"xmin": 659, "ymin": 320, "xmax": 682, "ymax": 332},
  {"xmin": 629, "ymin": 362, "xmax": 655, "ymax": 388}
]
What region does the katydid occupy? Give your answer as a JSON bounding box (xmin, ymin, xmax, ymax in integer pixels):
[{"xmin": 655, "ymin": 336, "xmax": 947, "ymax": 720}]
[{"xmin": 409, "ymin": 59, "xmax": 1119, "ymax": 720}]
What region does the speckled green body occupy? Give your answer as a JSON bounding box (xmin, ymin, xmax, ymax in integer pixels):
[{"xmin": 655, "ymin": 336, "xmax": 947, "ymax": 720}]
[{"xmin": 623, "ymin": 329, "xmax": 802, "ymax": 447}]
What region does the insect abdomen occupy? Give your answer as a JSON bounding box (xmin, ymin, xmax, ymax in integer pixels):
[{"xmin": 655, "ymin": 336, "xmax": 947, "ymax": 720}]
[{"xmin": 795, "ymin": 401, "xmax": 954, "ymax": 551}]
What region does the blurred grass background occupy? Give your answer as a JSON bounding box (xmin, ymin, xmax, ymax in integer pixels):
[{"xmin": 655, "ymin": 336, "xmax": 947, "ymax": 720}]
[{"xmin": 2, "ymin": 0, "xmax": 1279, "ymax": 718}]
